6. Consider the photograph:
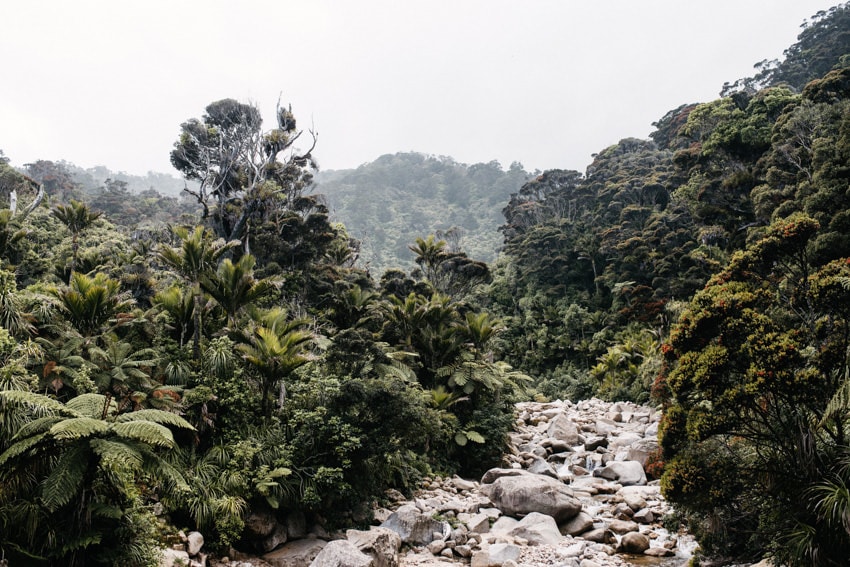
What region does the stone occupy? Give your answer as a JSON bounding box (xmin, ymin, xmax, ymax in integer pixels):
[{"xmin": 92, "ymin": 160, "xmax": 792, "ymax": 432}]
[
  {"xmin": 286, "ymin": 510, "xmax": 308, "ymax": 540},
  {"xmin": 580, "ymin": 528, "xmax": 614, "ymax": 544},
  {"xmin": 480, "ymin": 467, "xmax": 527, "ymax": 484},
  {"xmin": 623, "ymin": 494, "xmax": 647, "ymax": 511},
  {"xmin": 462, "ymin": 513, "xmax": 491, "ymax": 534},
  {"xmin": 481, "ymin": 472, "xmax": 581, "ymax": 522},
  {"xmin": 607, "ymin": 519, "xmax": 639, "ymax": 534},
  {"xmin": 262, "ymin": 524, "xmax": 288, "ymax": 553},
  {"xmin": 592, "ymin": 461, "xmax": 646, "ymax": 486},
  {"xmin": 617, "ymin": 532, "xmax": 650, "ymax": 554},
  {"xmin": 346, "ymin": 527, "xmax": 401, "ymax": 567},
  {"xmin": 160, "ymin": 548, "xmax": 190, "ymax": 567},
  {"xmin": 643, "ymin": 546, "xmax": 674, "ymax": 557},
  {"xmin": 244, "ymin": 508, "xmax": 278, "ymax": 538},
  {"xmin": 452, "ymin": 476, "xmax": 478, "ymax": 491},
  {"xmin": 506, "ymin": 512, "xmax": 562, "ymax": 546},
  {"xmin": 309, "ymin": 540, "xmax": 372, "ymax": 567},
  {"xmin": 488, "ymin": 543, "xmax": 521, "ymax": 565},
  {"xmin": 379, "ymin": 504, "xmax": 446, "ymax": 544},
  {"xmin": 440, "ymin": 548, "xmax": 454, "ymax": 559},
  {"xmin": 426, "ymin": 539, "xmax": 446, "ymax": 555},
  {"xmin": 527, "ymin": 457, "xmax": 558, "ymax": 479},
  {"xmin": 594, "ymin": 419, "xmax": 617, "ymax": 436},
  {"xmin": 455, "ymin": 545, "xmax": 473, "ymax": 558},
  {"xmin": 626, "ymin": 438, "xmax": 659, "ymax": 467},
  {"xmin": 263, "ymin": 539, "xmax": 328, "ymax": 567},
  {"xmin": 559, "ymin": 511, "xmax": 594, "ymax": 536},
  {"xmin": 547, "ymin": 413, "xmax": 580, "ymax": 445},
  {"xmin": 633, "ymin": 509, "xmax": 655, "ymax": 524},
  {"xmin": 187, "ymin": 531, "xmax": 204, "ymax": 556},
  {"xmin": 583, "ymin": 436, "xmax": 608, "ymax": 451},
  {"xmin": 489, "ymin": 516, "xmax": 519, "ymax": 533}
]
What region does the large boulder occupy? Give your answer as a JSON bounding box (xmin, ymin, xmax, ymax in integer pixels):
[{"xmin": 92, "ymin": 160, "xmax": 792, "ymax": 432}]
[
  {"xmin": 264, "ymin": 538, "xmax": 328, "ymax": 567},
  {"xmin": 592, "ymin": 460, "xmax": 646, "ymax": 486},
  {"xmin": 310, "ymin": 540, "xmax": 372, "ymax": 567},
  {"xmin": 507, "ymin": 512, "xmax": 562, "ymax": 546},
  {"xmin": 379, "ymin": 504, "xmax": 446, "ymax": 544},
  {"xmin": 346, "ymin": 527, "xmax": 401, "ymax": 567},
  {"xmin": 559, "ymin": 511, "xmax": 594, "ymax": 536},
  {"xmin": 617, "ymin": 532, "xmax": 650, "ymax": 554},
  {"xmin": 159, "ymin": 549, "xmax": 189, "ymax": 567},
  {"xmin": 547, "ymin": 413, "xmax": 580, "ymax": 445},
  {"xmin": 481, "ymin": 472, "xmax": 581, "ymax": 522}
]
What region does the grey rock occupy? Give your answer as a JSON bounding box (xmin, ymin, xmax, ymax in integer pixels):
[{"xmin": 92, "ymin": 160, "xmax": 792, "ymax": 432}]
[
  {"xmin": 263, "ymin": 539, "xmax": 328, "ymax": 567},
  {"xmin": 633, "ymin": 508, "xmax": 655, "ymax": 524},
  {"xmin": 607, "ymin": 519, "xmax": 639, "ymax": 534},
  {"xmin": 309, "ymin": 540, "xmax": 372, "ymax": 567},
  {"xmin": 286, "ymin": 510, "xmax": 308, "ymax": 540},
  {"xmin": 379, "ymin": 504, "xmax": 446, "ymax": 544},
  {"xmin": 627, "ymin": 438, "xmax": 659, "ymax": 468},
  {"xmin": 160, "ymin": 549, "xmax": 190, "ymax": 567},
  {"xmin": 592, "ymin": 461, "xmax": 647, "ymax": 486},
  {"xmin": 489, "ymin": 516, "xmax": 519, "ymax": 533},
  {"xmin": 580, "ymin": 528, "xmax": 614, "ymax": 544},
  {"xmin": 547, "ymin": 413, "xmax": 580, "ymax": 445},
  {"xmin": 559, "ymin": 511, "xmax": 594, "ymax": 536},
  {"xmin": 488, "ymin": 543, "xmax": 521, "ymax": 565},
  {"xmin": 644, "ymin": 546, "xmax": 674, "ymax": 557},
  {"xmin": 527, "ymin": 457, "xmax": 558, "ymax": 479},
  {"xmin": 617, "ymin": 532, "xmax": 650, "ymax": 554},
  {"xmin": 244, "ymin": 508, "xmax": 278, "ymax": 538},
  {"xmin": 481, "ymin": 473, "xmax": 581, "ymax": 522},
  {"xmin": 346, "ymin": 527, "xmax": 401, "ymax": 567},
  {"xmin": 480, "ymin": 467, "xmax": 527, "ymax": 485},
  {"xmin": 262, "ymin": 524, "xmax": 288, "ymax": 553},
  {"xmin": 507, "ymin": 512, "xmax": 562, "ymax": 546}
]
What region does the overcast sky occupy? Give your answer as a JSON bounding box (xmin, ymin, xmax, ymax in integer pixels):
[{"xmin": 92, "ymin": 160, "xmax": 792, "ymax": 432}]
[{"xmin": 0, "ymin": 1, "xmax": 840, "ymax": 177}]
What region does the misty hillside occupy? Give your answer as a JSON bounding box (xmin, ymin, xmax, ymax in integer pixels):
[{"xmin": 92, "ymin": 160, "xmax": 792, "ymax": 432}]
[{"xmin": 315, "ymin": 152, "xmax": 533, "ymax": 273}]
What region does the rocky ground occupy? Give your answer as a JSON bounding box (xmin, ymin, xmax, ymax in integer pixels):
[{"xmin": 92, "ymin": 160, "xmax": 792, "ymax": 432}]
[{"xmin": 164, "ymin": 398, "xmax": 700, "ymax": 567}]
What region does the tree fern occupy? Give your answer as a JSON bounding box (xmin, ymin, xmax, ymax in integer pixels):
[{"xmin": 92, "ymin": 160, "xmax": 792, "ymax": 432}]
[
  {"xmin": 112, "ymin": 420, "xmax": 175, "ymax": 448},
  {"xmin": 66, "ymin": 392, "xmax": 116, "ymax": 418},
  {"xmin": 49, "ymin": 417, "xmax": 110, "ymax": 440},
  {"xmin": 41, "ymin": 444, "xmax": 89, "ymax": 511}
]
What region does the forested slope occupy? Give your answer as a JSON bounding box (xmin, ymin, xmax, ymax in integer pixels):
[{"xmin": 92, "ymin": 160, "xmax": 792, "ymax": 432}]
[{"xmin": 315, "ymin": 153, "xmax": 532, "ymax": 274}]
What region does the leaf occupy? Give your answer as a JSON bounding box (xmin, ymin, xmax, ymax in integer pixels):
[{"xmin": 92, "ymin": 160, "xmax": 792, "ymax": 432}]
[
  {"xmin": 112, "ymin": 420, "xmax": 175, "ymax": 448},
  {"xmin": 454, "ymin": 432, "xmax": 468, "ymax": 446},
  {"xmin": 66, "ymin": 393, "xmax": 115, "ymax": 418},
  {"xmin": 0, "ymin": 431, "xmax": 49, "ymax": 467},
  {"xmin": 41, "ymin": 444, "xmax": 89, "ymax": 511},
  {"xmin": 90, "ymin": 438, "xmax": 143, "ymax": 470},
  {"xmin": 465, "ymin": 430, "xmax": 486, "ymax": 444},
  {"xmin": 115, "ymin": 409, "xmax": 196, "ymax": 431},
  {"xmin": 49, "ymin": 417, "xmax": 109, "ymax": 440},
  {"xmin": 0, "ymin": 390, "xmax": 71, "ymax": 415}
]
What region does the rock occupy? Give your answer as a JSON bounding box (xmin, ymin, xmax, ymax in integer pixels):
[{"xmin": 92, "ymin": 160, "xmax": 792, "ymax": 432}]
[
  {"xmin": 626, "ymin": 438, "xmax": 659, "ymax": 467},
  {"xmin": 623, "ymin": 494, "xmax": 647, "ymax": 511},
  {"xmin": 461, "ymin": 512, "xmax": 491, "ymax": 534},
  {"xmin": 489, "ymin": 543, "xmax": 521, "ymax": 565},
  {"xmin": 489, "ymin": 516, "xmax": 519, "ymax": 533},
  {"xmin": 481, "ymin": 472, "xmax": 581, "ymax": 522},
  {"xmin": 455, "ymin": 544, "xmax": 474, "ymax": 558},
  {"xmin": 452, "ymin": 476, "xmax": 478, "ymax": 491},
  {"xmin": 579, "ymin": 561, "xmax": 601, "ymax": 567},
  {"xmin": 547, "ymin": 413, "xmax": 580, "ymax": 445},
  {"xmin": 440, "ymin": 547, "xmax": 454, "ymax": 559},
  {"xmin": 608, "ymin": 519, "xmax": 639, "ymax": 534},
  {"xmin": 580, "ymin": 528, "xmax": 614, "ymax": 544},
  {"xmin": 633, "ymin": 508, "xmax": 655, "ymax": 524},
  {"xmin": 617, "ymin": 532, "xmax": 650, "ymax": 554},
  {"xmin": 380, "ymin": 504, "xmax": 446, "ymax": 544},
  {"xmin": 592, "ymin": 461, "xmax": 647, "ymax": 486},
  {"xmin": 160, "ymin": 548, "xmax": 190, "ymax": 567},
  {"xmin": 286, "ymin": 510, "xmax": 308, "ymax": 540},
  {"xmin": 527, "ymin": 457, "xmax": 558, "ymax": 479},
  {"xmin": 262, "ymin": 524, "xmax": 288, "ymax": 553},
  {"xmin": 263, "ymin": 539, "xmax": 328, "ymax": 567},
  {"xmin": 480, "ymin": 468, "xmax": 526, "ymax": 485},
  {"xmin": 244, "ymin": 508, "xmax": 278, "ymax": 538},
  {"xmin": 309, "ymin": 540, "xmax": 372, "ymax": 567},
  {"xmin": 594, "ymin": 419, "xmax": 617, "ymax": 436},
  {"xmin": 644, "ymin": 546, "xmax": 674, "ymax": 557},
  {"xmin": 559, "ymin": 511, "xmax": 594, "ymax": 536},
  {"xmin": 426, "ymin": 539, "xmax": 446, "ymax": 555},
  {"xmin": 187, "ymin": 531, "xmax": 204, "ymax": 556},
  {"xmin": 346, "ymin": 527, "xmax": 401, "ymax": 567},
  {"xmin": 506, "ymin": 512, "xmax": 562, "ymax": 546}
]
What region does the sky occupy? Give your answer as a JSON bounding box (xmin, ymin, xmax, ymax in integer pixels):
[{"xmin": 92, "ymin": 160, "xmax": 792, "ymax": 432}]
[{"xmin": 0, "ymin": 1, "xmax": 841, "ymax": 177}]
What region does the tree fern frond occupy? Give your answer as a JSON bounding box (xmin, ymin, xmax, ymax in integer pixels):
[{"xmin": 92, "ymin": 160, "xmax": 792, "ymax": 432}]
[
  {"xmin": 49, "ymin": 417, "xmax": 110, "ymax": 440},
  {"xmin": 66, "ymin": 393, "xmax": 115, "ymax": 418},
  {"xmin": 820, "ymin": 372, "xmax": 850, "ymax": 429},
  {"xmin": 12, "ymin": 415, "xmax": 63, "ymax": 441},
  {"xmin": 115, "ymin": 409, "xmax": 195, "ymax": 431},
  {"xmin": 90, "ymin": 438, "xmax": 143, "ymax": 471},
  {"xmin": 112, "ymin": 420, "xmax": 175, "ymax": 448},
  {"xmin": 0, "ymin": 431, "xmax": 49, "ymax": 466},
  {"xmin": 41, "ymin": 444, "xmax": 88, "ymax": 511},
  {"xmin": 0, "ymin": 390, "xmax": 72, "ymax": 415}
]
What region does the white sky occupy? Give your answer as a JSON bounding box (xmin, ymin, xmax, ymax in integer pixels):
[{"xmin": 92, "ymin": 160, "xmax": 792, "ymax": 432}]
[{"xmin": 0, "ymin": 1, "xmax": 839, "ymax": 176}]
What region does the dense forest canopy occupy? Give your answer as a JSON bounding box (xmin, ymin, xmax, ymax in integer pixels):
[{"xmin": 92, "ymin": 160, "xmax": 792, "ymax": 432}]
[{"xmin": 2, "ymin": 3, "xmax": 850, "ymax": 566}]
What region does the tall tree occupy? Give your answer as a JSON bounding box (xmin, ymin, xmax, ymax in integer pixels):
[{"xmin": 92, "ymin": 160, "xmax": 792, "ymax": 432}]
[{"xmin": 52, "ymin": 200, "xmax": 103, "ymax": 276}]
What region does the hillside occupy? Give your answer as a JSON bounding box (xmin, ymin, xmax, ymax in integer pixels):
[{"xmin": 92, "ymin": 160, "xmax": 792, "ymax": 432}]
[{"xmin": 315, "ymin": 153, "xmax": 532, "ymax": 273}]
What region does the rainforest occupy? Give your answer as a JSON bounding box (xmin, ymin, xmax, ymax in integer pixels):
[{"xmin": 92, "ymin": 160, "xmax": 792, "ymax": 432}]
[{"xmin": 3, "ymin": 3, "xmax": 850, "ymax": 566}]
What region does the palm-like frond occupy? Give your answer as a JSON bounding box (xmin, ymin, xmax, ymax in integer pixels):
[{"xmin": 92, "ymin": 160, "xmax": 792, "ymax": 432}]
[
  {"xmin": 49, "ymin": 417, "xmax": 110, "ymax": 440},
  {"xmin": 66, "ymin": 393, "xmax": 116, "ymax": 418},
  {"xmin": 111, "ymin": 420, "xmax": 175, "ymax": 448},
  {"xmin": 40, "ymin": 444, "xmax": 89, "ymax": 511},
  {"xmin": 115, "ymin": 409, "xmax": 194, "ymax": 431}
]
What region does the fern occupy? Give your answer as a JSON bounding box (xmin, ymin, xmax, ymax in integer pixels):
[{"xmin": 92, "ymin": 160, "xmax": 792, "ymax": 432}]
[
  {"xmin": 112, "ymin": 420, "xmax": 175, "ymax": 448},
  {"xmin": 66, "ymin": 393, "xmax": 116, "ymax": 418},
  {"xmin": 41, "ymin": 444, "xmax": 89, "ymax": 511},
  {"xmin": 0, "ymin": 389, "xmax": 71, "ymax": 415},
  {"xmin": 0, "ymin": 431, "xmax": 49, "ymax": 466},
  {"xmin": 12, "ymin": 415, "xmax": 63, "ymax": 441},
  {"xmin": 114, "ymin": 408, "xmax": 195, "ymax": 431},
  {"xmin": 90, "ymin": 438, "xmax": 143, "ymax": 470},
  {"xmin": 49, "ymin": 417, "xmax": 110, "ymax": 440}
]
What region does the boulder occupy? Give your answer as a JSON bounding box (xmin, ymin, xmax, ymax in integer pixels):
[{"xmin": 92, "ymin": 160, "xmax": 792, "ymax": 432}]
[
  {"xmin": 480, "ymin": 468, "xmax": 526, "ymax": 485},
  {"xmin": 559, "ymin": 511, "xmax": 594, "ymax": 536},
  {"xmin": 346, "ymin": 527, "xmax": 401, "ymax": 567},
  {"xmin": 472, "ymin": 543, "xmax": 521, "ymax": 567},
  {"xmin": 626, "ymin": 438, "xmax": 658, "ymax": 467},
  {"xmin": 380, "ymin": 504, "xmax": 446, "ymax": 544},
  {"xmin": 286, "ymin": 510, "xmax": 308, "ymax": 540},
  {"xmin": 617, "ymin": 532, "xmax": 650, "ymax": 554},
  {"xmin": 592, "ymin": 461, "xmax": 646, "ymax": 486},
  {"xmin": 633, "ymin": 509, "xmax": 655, "ymax": 524},
  {"xmin": 547, "ymin": 413, "xmax": 580, "ymax": 445},
  {"xmin": 160, "ymin": 549, "xmax": 190, "ymax": 567},
  {"xmin": 186, "ymin": 531, "xmax": 204, "ymax": 556},
  {"xmin": 507, "ymin": 512, "xmax": 562, "ymax": 546},
  {"xmin": 607, "ymin": 519, "xmax": 639, "ymax": 535},
  {"xmin": 481, "ymin": 473, "xmax": 581, "ymax": 522},
  {"xmin": 309, "ymin": 540, "xmax": 372, "ymax": 567},
  {"xmin": 527, "ymin": 457, "xmax": 558, "ymax": 479},
  {"xmin": 244, "ymin": 508, "xmax": 278, "ymax": 538},
  {"xmin": 263, "ymin": 538, "xmax": 328, "ymax": 567}
]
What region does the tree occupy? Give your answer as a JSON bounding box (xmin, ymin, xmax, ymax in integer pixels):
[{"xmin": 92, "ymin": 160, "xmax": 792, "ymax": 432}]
[
  {"xmin": 52, "ymin": 200, "xmax": 103, "ymax": 276},
  {"xmin": 201, "ymin": 253, "xmax": 280, "ymax": 328},
  {"xmin": 235, "ymin": 307, "xmax": 313, "ymax": 417},
  {"xmin": 0, "ymin": 391, "xmax": 193, "ymax": 565},
  {"xmin": 156, "ymin": 226, "xmax": 239, "ymax": 359},
  {"xmin": 170, "ymin": 98, "xmax": 317, "ymax": 244}
]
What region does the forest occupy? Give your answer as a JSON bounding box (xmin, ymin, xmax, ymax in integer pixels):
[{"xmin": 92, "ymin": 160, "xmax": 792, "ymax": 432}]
[{"xmin": 3, "ymin": 2, "xmax": 850, "ymax": 566}]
